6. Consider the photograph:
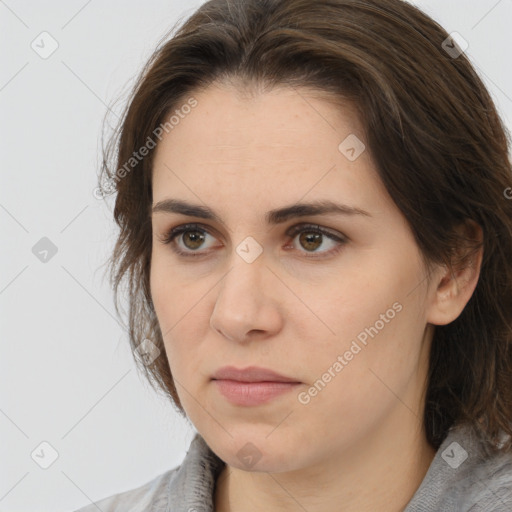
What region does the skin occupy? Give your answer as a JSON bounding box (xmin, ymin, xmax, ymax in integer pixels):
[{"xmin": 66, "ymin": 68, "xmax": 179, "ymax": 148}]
[{"xmin": 149, "ymin": 82, "xmax": 482, "ymax": 512}]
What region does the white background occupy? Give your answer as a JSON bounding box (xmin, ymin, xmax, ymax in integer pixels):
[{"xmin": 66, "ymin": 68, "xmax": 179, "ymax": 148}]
[{"xmin": 1, "ymin": 1, "xmax": 511, "ymax": 511}]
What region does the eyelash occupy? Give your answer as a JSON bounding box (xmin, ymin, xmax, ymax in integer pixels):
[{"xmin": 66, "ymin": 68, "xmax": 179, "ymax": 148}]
[{"xmin": 158, "ymin": 222, "xmax": 348, "ymax": 260}]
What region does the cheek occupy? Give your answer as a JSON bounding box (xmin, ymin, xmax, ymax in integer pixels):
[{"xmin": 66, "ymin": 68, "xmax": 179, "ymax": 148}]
[
  {"xmin": 150, "ymin": 249, "xmax": 201, "ymax": 329},
  {"xmin": 298, "ymin": 267, "xmax": 400, "ymax": 355},
  {"xmin": 302, "ymin": 253, "xmax": 428, "ymax": 396},
  {"xmin": 297, "ymin": 303, "xmax": 426, "ymax": 448},
  {"xmin": 150, "ymin": 254, "xmax": 214, "ymax": 380}
]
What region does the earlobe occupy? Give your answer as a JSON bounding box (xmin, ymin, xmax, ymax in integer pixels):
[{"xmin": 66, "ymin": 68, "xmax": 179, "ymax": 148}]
[{"xmin": 426, "ymin": 221, "xmax": 483, "ymax": 326}]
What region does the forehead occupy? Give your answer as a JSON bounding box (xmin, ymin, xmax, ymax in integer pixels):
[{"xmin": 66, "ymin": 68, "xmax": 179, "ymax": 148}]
[
  {"xmin": 155, "ymin": 83, "xmax": 363, "ymax": 157},
  {"xmin": 151, "ymin": 83, "xmax": 383, "ymax": 214}
]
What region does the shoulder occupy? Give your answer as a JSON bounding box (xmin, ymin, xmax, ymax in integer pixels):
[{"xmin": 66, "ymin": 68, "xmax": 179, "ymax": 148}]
[
  {"xmin": 71, "ymin": 465, "xmax": 179, "ymax": 512},
  {"xmin": 406, "ymin": 422, "xmax": 512, "ymax": 511},
  {"xmin": 70, "ymin": 433, "xmax": 225, "ymax": 512},
  {"xmin": 456, "ymin": 437, "xmax": 512, "ymax": 511}
]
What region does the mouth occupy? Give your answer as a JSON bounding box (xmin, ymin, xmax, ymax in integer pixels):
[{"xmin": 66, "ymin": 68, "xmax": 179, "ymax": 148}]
[
  {"xmin": 211, "ymin": 366, "xmax": 302, "ymax": 406},
  {"xmin": 211, "ymin": 365, "xmax": 301, "ymax": 383}
]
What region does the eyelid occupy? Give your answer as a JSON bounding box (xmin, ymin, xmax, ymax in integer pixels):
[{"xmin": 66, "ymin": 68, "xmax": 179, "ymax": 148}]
[
  {"xmin": 285, "ymin": 222, "xmax": 347, "ymax": 243},
  {"xmin": 157, "ymin": 222, "xmax": 220, "ymax": 253},
  {"xmin": 158, "ymin": 221, "xmax": 348, "ymax": 258}
]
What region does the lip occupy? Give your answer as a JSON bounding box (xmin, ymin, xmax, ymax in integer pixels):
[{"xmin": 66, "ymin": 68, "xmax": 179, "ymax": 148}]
[
  {"xmin": 213, "ymin": 380, "xmax": 301, "ymax": 406},
  {"xmin": 211, "ymin": 366, "xmax": 300, "ymax": 383},
  {"xmin": 211, "ymin": 366, "xmax": 301, "ymax": 406}
]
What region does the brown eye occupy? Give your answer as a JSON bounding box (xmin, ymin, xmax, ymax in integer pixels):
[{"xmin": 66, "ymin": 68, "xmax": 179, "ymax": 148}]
[
  {"xmin": 182, "ymin": 230, "xmax": 206, "ymax": 250},
  {"xmin": 160, "ymin": 222, "xmax": 347, "ymax": 260},
  {"xmin": 298, "ymin": 232, "xmax": 323, "ymax": 252},
  {"xmin": 285, "ymin": 224, "xmax": 347, "ymax": 258},
  {"xmin": 160, "ymin": 223, "xmax": 219, "ymax": 258}
]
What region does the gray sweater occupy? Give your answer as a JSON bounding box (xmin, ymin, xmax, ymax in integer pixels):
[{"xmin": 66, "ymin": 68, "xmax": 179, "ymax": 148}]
[{"xmin": 73, "ymin": 422, "xmax": 512, "ymax": 511}]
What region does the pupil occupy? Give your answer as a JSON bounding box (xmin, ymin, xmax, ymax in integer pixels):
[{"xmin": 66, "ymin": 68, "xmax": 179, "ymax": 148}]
[
  {"xmin": 300, "ymin": 232, "xmax": 321, "ymax": 251},
  {"xmin": 184, "ymin": 231, "xmax": 204, "ymax": 249},
  {"xmin": 182, "ymin": 231, "xmax": 323, "ymax": 252}
]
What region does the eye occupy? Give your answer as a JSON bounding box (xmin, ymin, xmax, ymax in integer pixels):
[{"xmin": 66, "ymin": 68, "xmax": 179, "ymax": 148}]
[
  {"xmin": 158, "ymin": 223, "xmax": 220, "ymax": 258},
  {"xmin": 157, "ymin": 222, "xmax": 347, "ymax": 259},
  {"xmin": 284, "ymin": 223, "xmax": 347, "ymax": 258}
]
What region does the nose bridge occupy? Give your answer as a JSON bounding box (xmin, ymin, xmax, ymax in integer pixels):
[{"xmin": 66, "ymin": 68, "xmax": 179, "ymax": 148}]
[
  {"xmin": 219, "ymin": 230, "xmax": 267, "ymax": 299},
  {"xmin": 210, "ymin": 245, "xmax": 282, "ymax": 341},
  {"xmin": 216, "ymin": 248, "xmax": 266, "ymax": 315}
]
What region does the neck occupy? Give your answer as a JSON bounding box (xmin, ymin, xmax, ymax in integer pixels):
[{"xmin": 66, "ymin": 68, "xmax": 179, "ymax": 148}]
[{"xmin": 214, "ymin": 410, "xmax": 436, "ymax": 512}]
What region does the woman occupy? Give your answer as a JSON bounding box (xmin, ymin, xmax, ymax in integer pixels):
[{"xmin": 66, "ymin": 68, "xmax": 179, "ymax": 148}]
[{"xmin": 75, "ymin": 0, "xmax": 512, "ymax": 510}]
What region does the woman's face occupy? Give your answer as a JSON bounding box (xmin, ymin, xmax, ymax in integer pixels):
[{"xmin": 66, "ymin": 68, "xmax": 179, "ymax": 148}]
[{"xmin": 150, "ymin": 83, "xmax": 439, "ymax": 472}]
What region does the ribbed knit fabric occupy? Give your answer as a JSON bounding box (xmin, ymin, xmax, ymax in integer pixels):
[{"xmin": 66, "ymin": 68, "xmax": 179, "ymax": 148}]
[{"xmin": 73, "ymin": 423, "xmax": 512, "ymax": 511}]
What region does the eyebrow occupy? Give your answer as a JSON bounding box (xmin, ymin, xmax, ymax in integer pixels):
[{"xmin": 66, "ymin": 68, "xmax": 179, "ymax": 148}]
[{"xmin": 151, "ymin": 198, "xmax": 371, "ymax": 225}]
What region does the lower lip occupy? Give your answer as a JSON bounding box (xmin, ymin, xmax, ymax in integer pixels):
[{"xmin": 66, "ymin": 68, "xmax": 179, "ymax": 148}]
[{"xmin": 213, "ymin": 379, "xmax": 301, "ymax": 406}]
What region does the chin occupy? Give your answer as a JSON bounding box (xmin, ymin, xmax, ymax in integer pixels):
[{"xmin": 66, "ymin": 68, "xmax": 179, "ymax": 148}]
[{"xmin": 205, "ymin": 428, "xmax": 305, "ymax": 473}]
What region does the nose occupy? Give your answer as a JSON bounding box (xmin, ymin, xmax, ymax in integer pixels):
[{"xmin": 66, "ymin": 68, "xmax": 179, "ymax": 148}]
[{"xmin": 209, "ymin": 254, "xmax": 284, "ymax": 343}]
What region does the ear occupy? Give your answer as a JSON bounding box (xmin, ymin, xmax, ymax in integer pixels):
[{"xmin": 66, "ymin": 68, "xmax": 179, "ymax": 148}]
[{"xmin": 426, "ymin": 220, "xmax": 483, "ymax": 326}]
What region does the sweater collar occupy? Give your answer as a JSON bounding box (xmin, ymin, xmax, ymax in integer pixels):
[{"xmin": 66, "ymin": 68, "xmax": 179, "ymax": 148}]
[{"xmin": 165, "ymin": 432, "xmax": 225, "ymax": 512}]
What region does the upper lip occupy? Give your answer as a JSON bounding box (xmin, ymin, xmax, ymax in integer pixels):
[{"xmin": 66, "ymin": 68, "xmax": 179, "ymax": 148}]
[{"xmin": 212, "ymin": 366, "xmax": 300, "ymax": 383}]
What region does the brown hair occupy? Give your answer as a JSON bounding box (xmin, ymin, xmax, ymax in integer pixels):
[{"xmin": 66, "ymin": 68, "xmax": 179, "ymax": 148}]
[{"xmin": 99, "ymin": 0, "xmax": 512, "ymax": 453}]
